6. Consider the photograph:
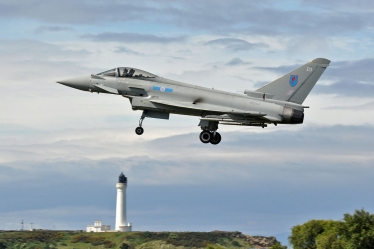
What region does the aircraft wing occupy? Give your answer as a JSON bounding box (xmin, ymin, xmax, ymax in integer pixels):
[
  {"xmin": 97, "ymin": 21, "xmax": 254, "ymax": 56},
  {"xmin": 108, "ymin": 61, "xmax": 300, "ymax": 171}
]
[{"xmin": 149, "ymin": 99, "xmax": 266, "ymax": 117}]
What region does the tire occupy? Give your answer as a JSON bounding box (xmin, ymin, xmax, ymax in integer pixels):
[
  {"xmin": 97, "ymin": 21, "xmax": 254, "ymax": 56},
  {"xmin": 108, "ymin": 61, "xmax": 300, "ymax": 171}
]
[
  {"xmin": 210, "ymin": 132, "xmax": 221, "ymax": 145},
  {"xmin": 135, "ymin": 127, "xmax": 144, "ymax": 135},
  {"xmin": 199, "ymin": 130, "xmax": 211, "ymax": 143}
]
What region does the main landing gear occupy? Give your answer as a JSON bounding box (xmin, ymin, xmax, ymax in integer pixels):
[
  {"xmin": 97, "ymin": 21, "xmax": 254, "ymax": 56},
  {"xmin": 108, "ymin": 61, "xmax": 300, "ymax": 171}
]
[
  {"xmin": 199, "ymin": 130, "xmax": 222, "ymax": 145},
  {"xmin": 198, "ymin": 120, "xmax": 221, "ymax": 145},
  {"xmin": 135, "ymin": 114, "xmax": 145, "ymax": 135}
]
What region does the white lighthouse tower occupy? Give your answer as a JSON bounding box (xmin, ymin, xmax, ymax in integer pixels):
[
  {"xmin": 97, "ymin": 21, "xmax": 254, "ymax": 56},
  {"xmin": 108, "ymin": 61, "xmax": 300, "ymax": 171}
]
[{"xmin": 115, "ymin": 172, "xmax": 132, "ymax": 232}]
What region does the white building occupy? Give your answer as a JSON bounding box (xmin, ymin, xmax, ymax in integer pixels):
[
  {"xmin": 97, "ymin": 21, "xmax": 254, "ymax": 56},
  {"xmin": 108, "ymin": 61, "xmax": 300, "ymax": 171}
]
[
  {"xmin": 86, "ymin": 220, "xmax": 110, "ymax": 232},
  {"xmin": 115, "ymin": 172, "xmax": 132, "ymax": 232}
]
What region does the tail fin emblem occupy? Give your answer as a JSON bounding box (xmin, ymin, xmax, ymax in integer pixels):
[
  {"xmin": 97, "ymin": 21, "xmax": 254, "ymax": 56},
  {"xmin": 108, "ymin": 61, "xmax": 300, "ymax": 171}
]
[{"xmin": 289, "ymin": 75, "xmax": 298, "ymax": 87}]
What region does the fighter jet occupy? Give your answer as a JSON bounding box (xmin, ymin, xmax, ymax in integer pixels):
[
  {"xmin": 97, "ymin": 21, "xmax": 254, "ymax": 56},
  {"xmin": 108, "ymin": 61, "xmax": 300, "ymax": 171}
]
[{"xmin": 56, "ymin": 58, "xmax": 330, "ymax": 145}]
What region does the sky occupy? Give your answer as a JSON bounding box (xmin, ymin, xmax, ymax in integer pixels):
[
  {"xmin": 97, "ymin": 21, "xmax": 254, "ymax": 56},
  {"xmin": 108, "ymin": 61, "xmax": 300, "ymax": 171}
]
[{"xmin": 1, "ymin": 0, "xmax": 374, "ymax": 246}]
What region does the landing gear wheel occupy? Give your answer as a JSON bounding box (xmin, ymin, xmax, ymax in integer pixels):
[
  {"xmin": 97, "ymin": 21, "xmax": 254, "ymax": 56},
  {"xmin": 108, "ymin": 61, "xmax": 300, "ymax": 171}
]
[
  {"xmin": 135, "ymin": 127, "xmax": 144, "ymax": 135},
  {"xmin": 199, "ymin": 130, "xmax": 212, "ymax": 143},
  {"xmin": 210, "ymin": 132, "xmax": 221, "ymax": 145}
]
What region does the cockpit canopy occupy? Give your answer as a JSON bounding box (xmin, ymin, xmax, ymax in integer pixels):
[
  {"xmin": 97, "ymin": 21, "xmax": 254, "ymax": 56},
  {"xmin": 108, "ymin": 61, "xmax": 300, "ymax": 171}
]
[{"xmin": 97, "ymin": 67, "xmax": 157, "ymax": 78}]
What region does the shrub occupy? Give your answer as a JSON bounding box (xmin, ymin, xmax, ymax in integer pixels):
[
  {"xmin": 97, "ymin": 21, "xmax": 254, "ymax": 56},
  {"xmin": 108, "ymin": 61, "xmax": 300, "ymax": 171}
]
[
  {"xmin": 71, "ymin": 234, "xmax": 115, "ymax": 248},
  {"xmin": 120, "ymin": 243, "xmax": 130, "ymax": 249},
  {"xmin": 231, "ymin": 240, "xmax": 241, "ymax": 247}
]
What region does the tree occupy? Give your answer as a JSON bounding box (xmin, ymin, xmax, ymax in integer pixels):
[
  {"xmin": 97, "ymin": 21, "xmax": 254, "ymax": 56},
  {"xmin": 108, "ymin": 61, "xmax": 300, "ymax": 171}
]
[
  {"xmin": 289, "ymin": 209, "xmax": 374, "ymax": 249},
  {"xmin": 339, "ymin": 209, "xmax": 374, "ymax": 249},
  {"xmin": 289, "ymin": 220, "xmax": 341, "ymax": 249}
]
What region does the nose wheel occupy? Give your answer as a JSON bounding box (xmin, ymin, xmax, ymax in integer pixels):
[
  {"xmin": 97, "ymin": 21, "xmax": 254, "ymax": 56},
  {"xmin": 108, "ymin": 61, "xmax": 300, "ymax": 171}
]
[
  {"xmin": 199, "ymin": 130, "xmax": 221, "ymax": 145},
  {"xmin": 135, "ymin": 126, "xmax": 144, "ymax": 135},
  {"xmin": 135, "ymin": 114, "xmax": 145, "ymax": 135}
]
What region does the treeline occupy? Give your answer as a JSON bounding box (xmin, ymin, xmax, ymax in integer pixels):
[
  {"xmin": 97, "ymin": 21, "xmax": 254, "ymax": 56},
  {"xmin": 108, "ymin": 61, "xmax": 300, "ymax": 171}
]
[
  {"xmin": 0, "ymin": 231, "xmax": 63, "ymax": 249},
  {"xmin": 0, "ymin": 231, "xmax": 251, "ymax": 249},
  {"xmin": 288, "ymin": 209, "xmax": 374, "ymax": 249}
]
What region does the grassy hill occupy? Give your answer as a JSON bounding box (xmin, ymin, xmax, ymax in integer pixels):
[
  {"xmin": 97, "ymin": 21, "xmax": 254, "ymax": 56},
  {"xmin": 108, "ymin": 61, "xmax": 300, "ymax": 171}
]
[{"xmin": 0, "ymin": 230, "xmax": 278, "ymax": 249}]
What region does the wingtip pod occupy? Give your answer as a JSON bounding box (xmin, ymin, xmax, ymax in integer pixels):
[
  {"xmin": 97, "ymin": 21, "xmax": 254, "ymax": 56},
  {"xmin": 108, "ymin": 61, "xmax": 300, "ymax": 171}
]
[{"xmin": 311, "ymin": 58, "xmax": 331, "ymax": 64}]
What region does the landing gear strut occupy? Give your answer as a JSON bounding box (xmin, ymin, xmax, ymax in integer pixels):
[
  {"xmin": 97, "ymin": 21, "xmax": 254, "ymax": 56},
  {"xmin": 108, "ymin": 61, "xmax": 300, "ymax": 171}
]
[{"xmin": 135, "ymin": 113, "xmax": 145, "ymax": 135}]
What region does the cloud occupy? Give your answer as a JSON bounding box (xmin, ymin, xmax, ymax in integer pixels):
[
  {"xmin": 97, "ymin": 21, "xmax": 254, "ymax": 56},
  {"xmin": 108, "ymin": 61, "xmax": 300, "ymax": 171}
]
[
  {"xmin": 34, "ymin": 25, "xmax": 73, "ymax": 34},
  {"xmin": 0, "ymin": 39, "xmax": 94, "ymax": 92},
  {"xmin": 1, "ymin": 0, "xmax": 373, "ymax": 37},
  {"xmin": 302, "ymin": 0, "xmax": 374, "ymax": 11},
  {"xmin": 0, "ymin": 0, "xmax": 152, "ymax": 24},
  {"xmin": 226, "ymin": 58, "xmax": 251, "ymax": 66},
  {"xmin": 81, "ymin": 32, "xmax": 186, "ymax": 43},
  {"xmin": 205, "ymin": 38, "xmax": 267, "ymax": 51},
  {"xmin": 254, "ymin": 64, "xmax": 300, "ymax": 74},
  {"xmin": 325, "ymin": 58, "xmax": 374, "ymax": 84},
  {"xmin": 2, "ymin": 125, "xmax": 374, "ymax": 179},
  {"xmin": 114, "ymin": 46, "xmax": 144, "ymax": 55},
  {"xmin": 313, "ymin": 81, "xmax": 374, "ymax": 97},
  {"xmin": 324, "ymin": 101, "xmax": 374, "ymax": 110},
  {"xmin": 0, "ymin": 40, "xmax": 91, "ymax": 62},
  {"xmin": 1, "ymin": 125, "xmax": 374, "ymax": 235}
]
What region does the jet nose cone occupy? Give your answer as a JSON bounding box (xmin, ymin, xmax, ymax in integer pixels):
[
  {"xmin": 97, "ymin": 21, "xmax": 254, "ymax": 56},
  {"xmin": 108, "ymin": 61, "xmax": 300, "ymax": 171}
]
[{"xmin": 57, "ymin": 76, "xmax": 90, "ymax": 91}]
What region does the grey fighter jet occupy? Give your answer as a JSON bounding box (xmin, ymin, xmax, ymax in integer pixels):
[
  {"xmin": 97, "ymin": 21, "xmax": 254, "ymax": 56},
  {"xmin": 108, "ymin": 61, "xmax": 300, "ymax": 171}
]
[{"xmin": 57, "ymin": 58, "xmax": 330, "ymax": 145}]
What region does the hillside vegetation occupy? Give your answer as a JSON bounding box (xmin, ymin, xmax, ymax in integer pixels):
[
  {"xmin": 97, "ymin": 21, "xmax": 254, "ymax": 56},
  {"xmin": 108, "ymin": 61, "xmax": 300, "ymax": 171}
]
[
  {"xmin": 0, "ymin": 231, "xmax": 279, "ymax": 249},
  {"xmin": 289, "ymin": 209, "xmax": 374, "ymax": 249}
]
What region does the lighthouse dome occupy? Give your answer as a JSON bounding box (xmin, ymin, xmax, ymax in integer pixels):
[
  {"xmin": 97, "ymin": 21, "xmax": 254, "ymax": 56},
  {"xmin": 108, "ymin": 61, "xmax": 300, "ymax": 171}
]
[{"xmin": 118, "ymin": 172, "xmax": 127, "ymax": 183}]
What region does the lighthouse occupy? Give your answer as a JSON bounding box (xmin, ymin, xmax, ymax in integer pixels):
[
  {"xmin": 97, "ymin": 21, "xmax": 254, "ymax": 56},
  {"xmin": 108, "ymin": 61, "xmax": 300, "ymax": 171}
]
[{"xmin": 115, "ymin": 173, "xmax": 132, "ymax": 232}]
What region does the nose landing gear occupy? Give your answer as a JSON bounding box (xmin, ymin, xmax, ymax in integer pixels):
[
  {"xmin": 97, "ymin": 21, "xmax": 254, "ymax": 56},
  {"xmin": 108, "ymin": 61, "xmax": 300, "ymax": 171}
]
[{"xmin": 135, "ymin": 114, "xmax": 145, "ymax": 135}]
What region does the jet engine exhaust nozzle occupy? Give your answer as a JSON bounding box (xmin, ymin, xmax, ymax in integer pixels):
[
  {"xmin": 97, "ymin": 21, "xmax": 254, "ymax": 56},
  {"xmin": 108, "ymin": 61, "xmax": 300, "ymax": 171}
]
[{"xmin": 282, "ymin": 107, "xmax": 304, "ymax": 124}]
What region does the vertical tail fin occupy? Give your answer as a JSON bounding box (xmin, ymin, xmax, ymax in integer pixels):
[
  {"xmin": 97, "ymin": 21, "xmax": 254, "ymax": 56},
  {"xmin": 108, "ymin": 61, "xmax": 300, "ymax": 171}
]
[{"xmin": 256, "ymin": 58, "xmax": 330, "ymax": 104}]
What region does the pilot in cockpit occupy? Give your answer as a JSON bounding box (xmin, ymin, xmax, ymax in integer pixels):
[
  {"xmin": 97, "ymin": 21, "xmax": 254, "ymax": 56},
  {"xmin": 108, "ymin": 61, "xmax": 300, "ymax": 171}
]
[
  {"xmin": 122, "ymin": 68, "xmax": 128, "ymax": 77},
  {"xmin": 128, "ymin": 68, "xmax": 135, "ymax": 77}
]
